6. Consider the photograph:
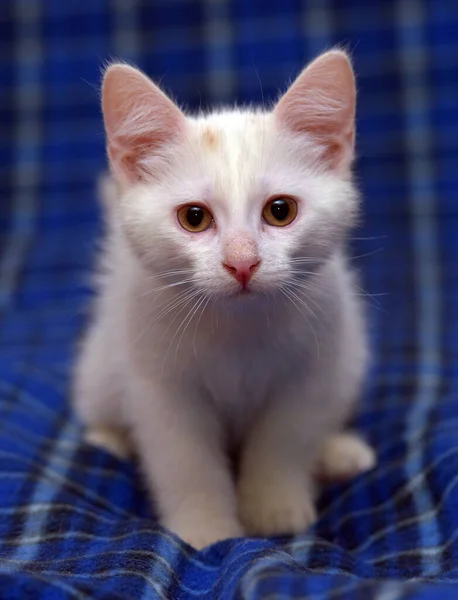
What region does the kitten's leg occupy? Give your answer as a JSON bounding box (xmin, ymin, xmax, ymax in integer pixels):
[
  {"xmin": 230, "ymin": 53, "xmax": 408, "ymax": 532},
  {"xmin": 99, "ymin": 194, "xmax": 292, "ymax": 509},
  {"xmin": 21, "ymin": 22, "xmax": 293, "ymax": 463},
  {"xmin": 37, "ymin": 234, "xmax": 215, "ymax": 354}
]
[
  {"xmin": 238, "ymin": 293, "xmax": 370, "ymax": 537},
  {"xmin": 85, "ymin": 426, "xmax": 133, "ymax": 461},
  {"xmin": 129, "ymin": 376, "xmax": 243, "ymax": 549},
  {"xmin": 238, "ymin": 395, "xmax": 319, "ymax": 537},
  {"xmin": 238, "ymin": 370, "xmax": 363, "ymax": 537},
  {"xmin": 73, "ymin": 325, "xmax": 130, "ymax": 460},
  {"xmin": 314, "ymin": 432, "xmax": 375, "ymax": 482}
]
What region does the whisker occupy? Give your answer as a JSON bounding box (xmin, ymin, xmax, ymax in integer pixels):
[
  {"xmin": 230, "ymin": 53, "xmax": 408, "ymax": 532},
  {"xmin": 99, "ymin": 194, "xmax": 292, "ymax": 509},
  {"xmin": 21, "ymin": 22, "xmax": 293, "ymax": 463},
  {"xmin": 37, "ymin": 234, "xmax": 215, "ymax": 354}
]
[
  {"xmin": 161, "ymin": 294, "xmax": 203, "ymax": 369},
  {"xmin": 145, "ymin": 287, "xmax": 195, "ymax": 319},
  {"xmin": 286, "ymin": 282, "xmax": 331, "ymax": 322},
  {"xmin": 280, "ymin": 287, "xmax": 320, "ymax": 359},
  {"xmin": 352, "ymin": 287, "xmax": 389, "ymax": 312},
  {"xmin": 156, "ymin": 288, "xmax": 205, "ymax": 343},
  {"xmin": 193, "ymin": 296, "xmax": 211, "ymax": 357},
  {"xmin": 136, "ymin": 278, "xmax": 195, "ymax": 299},
  {"xmin": 144, "ymin": 269, "xmax": 194, "ymax": 281},
  {"xmin": 284, "ymin": 285, "xmax": 324, "ymax": 331},
  {"xmin": 289, "ymin": 269, "xmax": 324, "ymax": 277},
  {"xmin": 350, "ymin": 247, "xmax": 384, "ymax": 261},
  {"xmin": 129, "ymin": 288, "xmax": 201, "ymax": 348},
  {"xmin": 174, "ymin": 294, "xmax": 207, "ymax": 363},
  {"xmin": 128, "ymin": 287, "xmax": 190, "ymax": 324},
  {"xmin": 351, "ymin": 235, "xmax": 388, "ymax": 241},
  {"xmin": 290, "ymin": 273, "xmax": 388, "ymax": 314},
  {"xmin": 289, "ymin": 257, "xmax": 322, "ymax": 264},
  {"xmin": 287, "ymin": 277, "xmax": 334, "ymax": 302}
]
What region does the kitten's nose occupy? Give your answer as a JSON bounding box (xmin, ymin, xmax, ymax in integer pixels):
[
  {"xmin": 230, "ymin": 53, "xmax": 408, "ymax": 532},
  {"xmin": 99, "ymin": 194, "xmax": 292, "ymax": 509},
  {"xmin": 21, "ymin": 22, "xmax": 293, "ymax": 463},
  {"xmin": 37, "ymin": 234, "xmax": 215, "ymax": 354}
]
[{"xmin": 223, "ymin": 259, "xmax": 261, "ymax": 287}]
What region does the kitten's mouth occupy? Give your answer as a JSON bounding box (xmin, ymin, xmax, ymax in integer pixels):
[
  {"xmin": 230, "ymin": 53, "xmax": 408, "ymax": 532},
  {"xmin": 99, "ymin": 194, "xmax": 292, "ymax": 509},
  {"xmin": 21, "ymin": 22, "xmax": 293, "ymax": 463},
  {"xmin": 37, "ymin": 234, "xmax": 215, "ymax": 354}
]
[{"xmin": 232, "ymin": 285, "xmax": 254, "ymax": 297}]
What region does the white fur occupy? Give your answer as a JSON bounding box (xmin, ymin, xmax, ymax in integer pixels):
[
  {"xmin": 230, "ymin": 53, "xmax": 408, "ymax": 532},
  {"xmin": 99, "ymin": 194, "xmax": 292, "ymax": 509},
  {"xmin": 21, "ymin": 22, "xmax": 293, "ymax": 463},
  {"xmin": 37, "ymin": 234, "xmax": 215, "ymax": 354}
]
[{"xmin": 73, "ymin": 52, "xmax": 375, "ymax": 549}]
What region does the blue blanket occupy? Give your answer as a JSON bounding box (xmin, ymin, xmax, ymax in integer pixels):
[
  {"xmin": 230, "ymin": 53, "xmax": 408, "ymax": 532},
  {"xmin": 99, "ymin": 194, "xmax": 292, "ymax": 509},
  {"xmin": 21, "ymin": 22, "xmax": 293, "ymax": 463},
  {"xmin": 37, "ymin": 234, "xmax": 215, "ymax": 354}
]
[{"xmin": 1, "ymin": 1, "xmax": 458, "ymax": 598}]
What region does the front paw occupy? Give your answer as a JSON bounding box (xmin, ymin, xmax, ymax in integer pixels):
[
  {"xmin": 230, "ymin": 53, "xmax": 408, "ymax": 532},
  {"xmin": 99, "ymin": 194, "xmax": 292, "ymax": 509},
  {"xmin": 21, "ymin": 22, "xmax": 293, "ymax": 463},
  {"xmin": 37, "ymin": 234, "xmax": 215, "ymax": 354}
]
[
  {"xmin": 164, "ymin": 512, "xmax": 243, "ymax": 550},
  {"xmin": 238, "ymin": 475, "xmax": 317, "ymax": 537},
  {"xmin": 85, "ymin": 426, "xmax": 132, "ymax": 460},
  {"xmin": 315, "ymin": 432, "xmax": 376, "ymax": 482}
]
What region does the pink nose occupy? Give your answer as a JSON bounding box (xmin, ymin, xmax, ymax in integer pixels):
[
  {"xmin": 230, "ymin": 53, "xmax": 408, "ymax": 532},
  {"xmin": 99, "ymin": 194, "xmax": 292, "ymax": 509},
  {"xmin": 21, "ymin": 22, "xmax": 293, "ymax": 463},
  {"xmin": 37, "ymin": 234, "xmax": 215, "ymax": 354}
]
[{"xmin": 223, "ymin": 259, "xmax": 261, "ymax": 288}]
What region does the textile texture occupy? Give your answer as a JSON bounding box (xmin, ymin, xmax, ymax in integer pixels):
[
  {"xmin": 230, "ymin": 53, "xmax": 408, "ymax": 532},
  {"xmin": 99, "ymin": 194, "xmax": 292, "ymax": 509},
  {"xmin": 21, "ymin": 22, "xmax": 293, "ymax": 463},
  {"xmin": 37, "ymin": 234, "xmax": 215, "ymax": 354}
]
[{"xmin": 0, "ymin": 1, "xmax": 457, "ymax": 598}]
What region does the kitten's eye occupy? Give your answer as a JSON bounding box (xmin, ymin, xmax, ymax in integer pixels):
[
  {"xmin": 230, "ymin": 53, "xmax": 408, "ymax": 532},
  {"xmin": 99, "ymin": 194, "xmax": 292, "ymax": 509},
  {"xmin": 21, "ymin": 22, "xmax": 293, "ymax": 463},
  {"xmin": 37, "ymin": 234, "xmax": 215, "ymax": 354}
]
[
  {"xmin": 262, "ymin": 196, "xmax": 298, "ymax": 227},
  {"xmin": 177, "ymin": 205, "xmax": 213, "ymax": 232}
]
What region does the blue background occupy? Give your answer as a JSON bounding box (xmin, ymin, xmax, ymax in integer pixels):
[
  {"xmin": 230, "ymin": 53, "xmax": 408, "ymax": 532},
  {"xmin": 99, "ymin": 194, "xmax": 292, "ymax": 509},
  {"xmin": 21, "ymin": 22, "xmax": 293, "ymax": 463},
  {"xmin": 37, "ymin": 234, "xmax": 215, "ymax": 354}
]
[{"xmin": 0, "ymin": 1, "xmax": 457, "ymax": 598}]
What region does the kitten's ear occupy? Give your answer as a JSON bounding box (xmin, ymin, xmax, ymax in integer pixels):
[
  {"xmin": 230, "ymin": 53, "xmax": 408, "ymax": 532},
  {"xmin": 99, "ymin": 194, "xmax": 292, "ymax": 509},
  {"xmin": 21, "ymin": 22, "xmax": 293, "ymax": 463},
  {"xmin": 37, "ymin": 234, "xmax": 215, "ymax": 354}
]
[
  {"xmin": 102, "ymin": 64, "xmax": 186, "ymax": 184},
  {"xmin": 274, "ymin": 50, "xmax": 356, "ymax": 172}
]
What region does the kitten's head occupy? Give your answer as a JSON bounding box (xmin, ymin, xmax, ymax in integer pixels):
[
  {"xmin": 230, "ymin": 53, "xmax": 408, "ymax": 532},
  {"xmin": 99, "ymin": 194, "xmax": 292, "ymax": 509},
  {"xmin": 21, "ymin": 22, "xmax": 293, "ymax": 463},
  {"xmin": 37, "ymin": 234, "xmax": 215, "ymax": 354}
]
[{"xmin": 102, "ymin": 51, "xmax": 358, "ymax": 301}]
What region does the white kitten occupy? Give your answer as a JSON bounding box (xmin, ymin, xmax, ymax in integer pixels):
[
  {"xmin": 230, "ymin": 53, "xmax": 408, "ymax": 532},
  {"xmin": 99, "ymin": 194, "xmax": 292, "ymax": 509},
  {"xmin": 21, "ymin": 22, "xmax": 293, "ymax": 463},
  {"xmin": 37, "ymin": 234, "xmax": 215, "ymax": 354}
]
[{"xmin": 73, "ymin": 50, "xmax": 375, "ymax": 549}]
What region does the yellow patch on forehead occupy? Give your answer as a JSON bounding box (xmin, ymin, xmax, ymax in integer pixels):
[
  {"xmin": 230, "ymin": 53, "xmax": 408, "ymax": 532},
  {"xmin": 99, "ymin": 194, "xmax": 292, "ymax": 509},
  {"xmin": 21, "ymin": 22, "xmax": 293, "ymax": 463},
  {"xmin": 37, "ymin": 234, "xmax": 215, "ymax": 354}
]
[{"xmin": 201, "ymin": 125, "xmax": 221, "ymax": 150}]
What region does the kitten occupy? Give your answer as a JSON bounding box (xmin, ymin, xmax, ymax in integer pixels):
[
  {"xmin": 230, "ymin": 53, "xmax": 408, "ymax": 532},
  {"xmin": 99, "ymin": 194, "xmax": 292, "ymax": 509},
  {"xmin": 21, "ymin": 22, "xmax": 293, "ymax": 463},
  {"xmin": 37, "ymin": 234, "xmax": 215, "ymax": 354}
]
[{"xmin": 73, "ymin": 50, "xmax": 376, "ymax": 549}]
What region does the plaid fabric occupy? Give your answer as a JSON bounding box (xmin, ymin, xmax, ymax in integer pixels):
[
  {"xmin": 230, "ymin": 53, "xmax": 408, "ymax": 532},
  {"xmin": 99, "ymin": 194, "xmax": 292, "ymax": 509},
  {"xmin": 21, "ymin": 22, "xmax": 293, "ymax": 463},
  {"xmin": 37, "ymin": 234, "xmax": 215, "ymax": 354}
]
[{"xmin": 0, "ymin": 0, "xmax": 457, "ymax": 598}]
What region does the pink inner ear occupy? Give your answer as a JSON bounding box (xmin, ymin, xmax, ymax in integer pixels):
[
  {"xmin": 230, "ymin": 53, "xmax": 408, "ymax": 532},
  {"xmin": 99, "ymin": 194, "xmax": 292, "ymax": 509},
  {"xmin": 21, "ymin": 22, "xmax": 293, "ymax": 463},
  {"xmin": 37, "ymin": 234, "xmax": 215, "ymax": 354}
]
[
  {"xmin": 274, "ymin": 51, "xmax": 356, "ymax": 171},
  {"xmin": 102, "ymin": 64, "xmax": 185, "ymax": 183}
]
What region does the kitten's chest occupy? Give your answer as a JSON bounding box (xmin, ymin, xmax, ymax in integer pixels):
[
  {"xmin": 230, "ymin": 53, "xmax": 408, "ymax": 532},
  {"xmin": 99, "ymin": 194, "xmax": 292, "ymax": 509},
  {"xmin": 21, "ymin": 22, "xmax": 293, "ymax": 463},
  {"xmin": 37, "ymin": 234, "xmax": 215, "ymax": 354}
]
[
  {"xmin": 194, "ymin": 328, "xmax": 303, "ymax": 441},
  {"xmin": 156, "ymin": 306, "xmax": 312, "ymax": 439},
  {"xmin": 203, "ymin": 342, "xmax": 271, "ymax": 402},
  {"xmin": 200, "ymin": 342, "xmax": 272, "ymax": 440}
]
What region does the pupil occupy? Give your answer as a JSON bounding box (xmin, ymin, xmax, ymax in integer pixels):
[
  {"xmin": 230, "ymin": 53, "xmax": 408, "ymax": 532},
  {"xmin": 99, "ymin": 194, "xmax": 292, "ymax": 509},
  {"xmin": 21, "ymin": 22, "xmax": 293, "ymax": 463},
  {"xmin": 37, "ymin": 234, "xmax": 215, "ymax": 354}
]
[
  {"xmin": 271, "ymin": 199, "xmax": 289, "ymax": 221},
  {"xmin": 187, "ymin": 207, "xmax": 204, "ymax": 227}
]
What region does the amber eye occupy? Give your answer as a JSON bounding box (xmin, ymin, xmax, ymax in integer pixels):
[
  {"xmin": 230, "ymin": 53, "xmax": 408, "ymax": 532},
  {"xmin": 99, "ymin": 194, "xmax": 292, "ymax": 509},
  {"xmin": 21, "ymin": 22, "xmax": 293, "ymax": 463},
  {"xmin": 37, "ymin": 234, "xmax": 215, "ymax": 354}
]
[
  {"xmin": 177, "ymin": 205, "xmax": 213, "ymax": 232},
  {"xmin": 262, "ymin": 197, "xmax": 298, "ymax": 227}
]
